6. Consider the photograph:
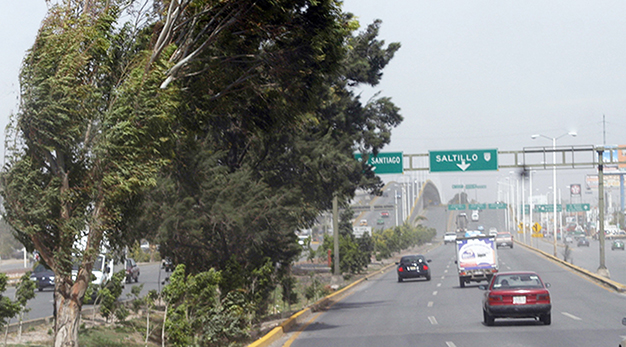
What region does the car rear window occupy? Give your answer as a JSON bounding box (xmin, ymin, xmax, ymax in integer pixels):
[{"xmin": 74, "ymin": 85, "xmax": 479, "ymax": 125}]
[
  {"xmin": 493, "ymin": 274, "xmax": 543, "ymax": 289},
  {"xmin": 401, "ymin": 256, "xmax": 425, "ymax": 264}
]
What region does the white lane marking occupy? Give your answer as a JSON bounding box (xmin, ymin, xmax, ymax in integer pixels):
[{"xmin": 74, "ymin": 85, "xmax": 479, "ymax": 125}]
[
  {"xmin": 444, "ymin": 269, "xmax": 448, "ymax": 273},
  {"xmin": 437, "ymin": 283, "xmax": 442, "ymax": 287},
  {"xmin": 428, "ymin": 316, "xmax": 438, "ymax": 325},
  {"xmin": 562, "ymin": 312, "xmax": 582, "ymax": 320},
  {"xmin": 432, "ymin": 291, "xmax": 438, "ymax": 296},
  {"xmin": 441, "ymin": 276, "xmax": 445, "ymax": 280},
  {"xmin": 427, "ymin": 301, "xmax": 434, "ymax": 307},
  {"xmin": 446, "ymin": 342, "xmax": 457, "ymax": 347}
]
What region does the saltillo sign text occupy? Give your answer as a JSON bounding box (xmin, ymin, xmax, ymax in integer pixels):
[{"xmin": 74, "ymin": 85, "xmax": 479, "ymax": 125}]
[{"xmin": 429, "ymin": 149, "xmax": 498, "ymax": 172}]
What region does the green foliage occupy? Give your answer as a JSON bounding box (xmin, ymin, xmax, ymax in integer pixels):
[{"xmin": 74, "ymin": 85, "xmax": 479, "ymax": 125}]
[
  {"xmin": 98, "ymin": 270, "xmax": 126, "ymax": 321},
  {"xmin": 0, "ymin": 274, "xmax": 20, "ymax": 327},
  {"xmin": 372, "ymin": 223, "xmax": 437, "ymax": 260},
  {"xmin": 15, "ymin": 271, "xmax": 36, "ymax": 319}
]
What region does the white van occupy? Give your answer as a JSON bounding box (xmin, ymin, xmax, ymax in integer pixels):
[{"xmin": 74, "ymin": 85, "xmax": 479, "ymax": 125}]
[{"xmin": 72, "ymin": 254, "xmax": 124, "ymax": 287}]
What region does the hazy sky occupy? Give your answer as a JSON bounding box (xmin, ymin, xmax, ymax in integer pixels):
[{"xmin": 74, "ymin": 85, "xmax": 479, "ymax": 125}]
[
  {"xmin": 342, "ymin": 0, "xmax": 626, "ymax": 203},
  {"xmin": 1, "ymin": 1, "xmax": 623, "ymax": 204}
]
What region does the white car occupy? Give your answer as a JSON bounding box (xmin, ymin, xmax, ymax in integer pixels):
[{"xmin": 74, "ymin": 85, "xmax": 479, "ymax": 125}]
[
  {"xmin": 471, "ymin": 210, "xmax": 479, "ymax": 221},
  {"xmin": 444, "ymin": 232, "xmax": 457, "ymax": 244}
]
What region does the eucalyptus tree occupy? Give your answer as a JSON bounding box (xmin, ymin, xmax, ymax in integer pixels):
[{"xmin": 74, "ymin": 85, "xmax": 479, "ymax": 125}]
[
  {"xmin": 142, "ymin": 11, "xmax": 402, "ymax": 315},
  {"xmin": 1, "ymin": 1, "xmax": 174, "ymax": 345}
]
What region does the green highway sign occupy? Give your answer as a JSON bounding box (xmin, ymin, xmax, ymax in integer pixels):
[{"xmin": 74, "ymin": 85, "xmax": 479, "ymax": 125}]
[
  {"xmin": 429, "ymin": 149, "xmax": 498, "ymax": 172},
  {"xmin": 354, "ymin": 152, "xmax": 403, "ymax": 174},
  {"xmin": 488, "ymin": 203, "xmax": 507, "ymax": 209},
  {"xmin": 448, "ymin": 204, "xmax": 466, "ymax": 210},
  {"xmin": 566, "ymin": 203, "xmax": 590, "ymax": 212},
  {"xmin": 469, "ymin": 203, "xmax": 487, "ymax": 210},
  {"xmin": 534, "ymin": 204, "xmax": 563, "ymax": 213}
]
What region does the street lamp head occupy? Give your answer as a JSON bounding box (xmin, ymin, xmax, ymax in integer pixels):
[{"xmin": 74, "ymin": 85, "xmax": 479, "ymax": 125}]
[
  {"xmin": 568, "ymin": 131, "xmax": 577, "ymax": 137},
  {"xmin": 531, "ymin": 134, "xmax": 540, "ymax": 139}
]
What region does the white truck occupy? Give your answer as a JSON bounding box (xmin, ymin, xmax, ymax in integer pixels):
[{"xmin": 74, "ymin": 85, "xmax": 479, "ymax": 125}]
[{"xmin": 455, "ymin": 234, "xmax": 498, "ymax": 288}]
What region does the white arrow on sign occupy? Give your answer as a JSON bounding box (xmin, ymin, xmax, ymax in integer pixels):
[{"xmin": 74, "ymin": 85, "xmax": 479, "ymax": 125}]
[{"xmin": 456, "ymin": 160, "xmax": 471, "ymax": 171}]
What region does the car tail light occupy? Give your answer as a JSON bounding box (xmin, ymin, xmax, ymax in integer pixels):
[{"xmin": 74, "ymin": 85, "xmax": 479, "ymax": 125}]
[
  {"xmin": 536, "ymin": 293, "xmax": 550, "ymax": 303},
  {"xmin": 422, "ymin": 265, "xmax": 429, "ymax": 270},
  {"xmin": 398, "ymin": 267, "xmax": 404, "ymax": 272},
  {"xmin": 488, "ymin": 294, "xmax": 502, "ymax": 304}
]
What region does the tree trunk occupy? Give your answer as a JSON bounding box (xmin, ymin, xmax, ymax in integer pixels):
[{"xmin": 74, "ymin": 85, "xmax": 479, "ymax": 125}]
[{"xmin": 54, "ymin": 290, "xmax": 83, "ymax": 347}]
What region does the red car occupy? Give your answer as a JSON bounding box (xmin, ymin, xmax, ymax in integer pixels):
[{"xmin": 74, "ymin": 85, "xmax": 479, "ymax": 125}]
[{"xmin": 479, "ymin": 271, "xmax": 551, "ymax": 326}]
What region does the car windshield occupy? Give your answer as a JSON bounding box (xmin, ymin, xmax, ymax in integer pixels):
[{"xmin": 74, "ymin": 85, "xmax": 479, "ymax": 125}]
[
  {"xmin": 34, "ymin": 264, "xmax": 50, "ymax": 273},
  {"xmin": 496, "ymin": 233, "xmax": 511, "ymax": 238},
  {"xmin": 400, "ymin": 256, "xmax": 425, "ymax": 264},
  {"xmin": 493, "ymin": 274, "xmax": 543, "ymax": 289}
]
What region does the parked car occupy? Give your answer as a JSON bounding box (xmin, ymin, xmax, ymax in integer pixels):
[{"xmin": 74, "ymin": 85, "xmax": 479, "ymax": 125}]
[
  {"xmin": 396, "ymin": 255, "xmax": 431, "ymax": 282},
  {"xmin": 162, "ymin": 257, "xmax": 174, "ymax": 272},
  {"xmin": 359, "ymin": 219, "xmax": 367, "ymax": 226},
  {"xmin": 612, "ymin": 239, "xmax": 625, "ymax": 251},
  {"xmin": 125, "ymin": 258, "xmax": 140, "ymax": 283},
  {"xmin": 444, "ymin": 231, "xmax": 457, "ymax": 244},
  {"xmin": 479, "ymin": 271, "xmax": 551, "ymax": 326},
  {"xmin": 495, "ymin": 232, "xmax": 514, "ymax": 248},
  {"xmin": 577, "ymin": 237, "xmax": 590, "ymax": 247},
  {"xmin": 30, "ymin": 263, "xmax": 55, "ymax": 292},
  {"xmin": 380, "ymin": 211, "xmax": 390, "ymax": 218},
  {"xmin": 376, "ymin": 219, "xmax": 384, "ymax": 225}
]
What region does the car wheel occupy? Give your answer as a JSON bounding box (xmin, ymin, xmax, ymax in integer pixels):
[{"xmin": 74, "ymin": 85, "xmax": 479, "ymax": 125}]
[
  {"xmin": 38, "ymin": 287, "xmax": 43, "ymax": 292},
  {"xmin": 397, "ymin": 277, "xmax": 403, "ymax": 283},
  {"xmin": 426, "ymin": 274, "xmax": 431, "ymax": 281},
  {"xmin": 135, "ymin": 275, "xmax": 139, "ymax": 283},
  {"xmin": 459, "ymin": 278, "xmax": 465, "ymax": 288},
  {"xmin": 483, "ymin": 309, "xmax": 494, "ymax": 326},
  {"xmin": 540, "ymin": 313, "xmax": 551, "ymax": 325}
]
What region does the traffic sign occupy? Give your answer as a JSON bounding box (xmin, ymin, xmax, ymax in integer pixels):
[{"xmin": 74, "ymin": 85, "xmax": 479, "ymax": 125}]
[
  {"xmin": 566, "ymin": 203, "xmax": 590, "ymax": 212},
  {"xmin": 448, "ymin": 204, "xmax": 466, "ymax": 210},
  {"xmin": 429, "ymin": 149, "xmax": 498, "ymax": 172},
  {"xmin": 354, "ymin": 152, "xmax": 403, "ymax": 174},
  {"xmin": 469, "ymin": 203, "xmax": 486, "ymax": 210},
  {"xmin": 517, "ymin": 222, "xmax": 524, "ymax": 234},
  {"xmin": 532, "ymin": 223, "xmax": 542, "ymax": 233},
  {"xmin": 488, "ymin": 203, "xmax": 507, "ymax": 209},
  {"xmin": 534, "ymin": 204, "xmax": 563, "ymax": 213}
]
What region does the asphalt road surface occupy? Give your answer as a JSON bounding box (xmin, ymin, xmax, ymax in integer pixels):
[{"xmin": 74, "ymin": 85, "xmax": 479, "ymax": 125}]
[{"xmin": 275, "ymin": 241, "xmax": 626, "ymax": 347}]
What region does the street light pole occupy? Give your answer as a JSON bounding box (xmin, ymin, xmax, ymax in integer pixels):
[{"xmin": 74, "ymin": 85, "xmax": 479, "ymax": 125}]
[{"xmin": 531, "ymin": 131, "xmax": 577, "ymax": 257}]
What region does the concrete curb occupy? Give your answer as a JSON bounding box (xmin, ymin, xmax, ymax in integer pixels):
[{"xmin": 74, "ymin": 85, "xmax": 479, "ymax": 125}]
[{"xmin": 517, "ymin": 240, "xmax": 626, "ymax": 293}]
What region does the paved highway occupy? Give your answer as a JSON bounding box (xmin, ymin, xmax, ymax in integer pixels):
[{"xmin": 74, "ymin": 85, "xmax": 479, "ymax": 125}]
[
  {"xmin": 278, "ymin": 242, "xmax": 626, "ymax": 347},
  {"xmin": 3, "ymin": 262, "xmax": 166, "ymax": 322}
]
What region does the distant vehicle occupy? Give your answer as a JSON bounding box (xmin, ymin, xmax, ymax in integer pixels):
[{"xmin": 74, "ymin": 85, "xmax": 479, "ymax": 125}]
[
  {"xmin": 30, "ymin": 263, "xmax": 55, "ymax": 292},
  {"xmin": 359, "ymin": 219, "xmax": 367, "ymax": 226},
  {"xmin": 396, "ymin": 255, "xmax": 431, "ymax": 282},
  {"xmin": 495, "ymin": 232, "xmax": 514, "ymax": 249},
  {"xmin": 162, "ymin": 257, "xmax": 174, "ymax": 272},
  {"xmin": 577, "ymin": 237, "xmax": 590, "ymax": 247},
  {"xmin": 125, "ymin": 258, "xmax": 140, "ymax": 283},
  {"xmin": 376, "ymin": 219, "xmax": 384, "ymax": 225},
  {"xmin": 455, "ymin": 234, "xmax": 498, "ymax": 288},
  {"xmin": 488, "ymin": 228, "xmax": 498, "ymax": 237},
  {"xmin": 612, "ymin": 239, "xmax": 625, "ymax": 251},
  {"xmin": 471, "ymin": 210, "xmax": 479, "ymax": 221},
  {"xmin": 444, "ymin": 231, "xmax": 457, "ymax": 244},
  {"xmin": 479, "ymin": 271, "xmax": 551, "ymax": 326},
  {"xmin": 456, "ymin": 213, "xmax": 468, "ymax": 232},
  {"xmin": 380, "ymin": 211, "xmax": 390, "ymax": 218}
]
